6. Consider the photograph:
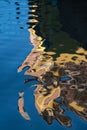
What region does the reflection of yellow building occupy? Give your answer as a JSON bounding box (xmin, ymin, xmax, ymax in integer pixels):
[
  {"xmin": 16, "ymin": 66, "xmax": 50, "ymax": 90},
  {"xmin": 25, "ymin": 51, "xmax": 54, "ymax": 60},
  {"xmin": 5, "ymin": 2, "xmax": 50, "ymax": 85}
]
[
  {"xmin": 34, "ymin": 84, "xmax": 61, "ymax": 114},
  {"xmin": 69, "ymin": 101, "xmax": 84, "ymax": 112},
  {"xmin": 18, "ymin": 0, "xmax": 87, "ymax": 126}
]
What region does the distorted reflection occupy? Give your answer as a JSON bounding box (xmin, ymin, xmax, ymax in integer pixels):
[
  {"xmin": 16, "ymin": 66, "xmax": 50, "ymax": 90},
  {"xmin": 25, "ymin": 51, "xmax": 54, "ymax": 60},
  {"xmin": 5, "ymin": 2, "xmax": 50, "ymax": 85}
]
[
  {"xmin": 18, "ymin": 0, "xmax": 87, "ymax": 127},
  {"xmin": 18, "ymin": 92, "xmax": 30, "ymax": 120}
]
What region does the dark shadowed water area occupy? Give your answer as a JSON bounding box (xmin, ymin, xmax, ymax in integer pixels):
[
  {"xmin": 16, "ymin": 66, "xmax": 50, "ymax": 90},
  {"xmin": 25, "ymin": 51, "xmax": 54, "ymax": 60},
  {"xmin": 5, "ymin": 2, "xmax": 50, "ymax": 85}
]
[{"xmin": 0, "ymin": 0, "xmax": 87, "ymax": 130}]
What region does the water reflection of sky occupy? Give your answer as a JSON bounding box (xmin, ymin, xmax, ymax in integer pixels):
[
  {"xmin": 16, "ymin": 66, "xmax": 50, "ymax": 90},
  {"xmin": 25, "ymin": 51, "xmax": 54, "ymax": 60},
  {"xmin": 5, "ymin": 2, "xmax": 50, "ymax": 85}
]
[{"xmin": 0, "ymin": 0, "xmax": 87, "ymax": 130}]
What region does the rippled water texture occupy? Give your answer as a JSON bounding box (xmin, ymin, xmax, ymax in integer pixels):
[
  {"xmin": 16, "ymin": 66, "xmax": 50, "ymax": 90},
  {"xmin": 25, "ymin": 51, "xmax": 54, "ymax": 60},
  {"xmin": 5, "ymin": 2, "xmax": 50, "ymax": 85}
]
[{"xmin": 0, "ymin": 0, "xmax": 87, "ymax": 130}]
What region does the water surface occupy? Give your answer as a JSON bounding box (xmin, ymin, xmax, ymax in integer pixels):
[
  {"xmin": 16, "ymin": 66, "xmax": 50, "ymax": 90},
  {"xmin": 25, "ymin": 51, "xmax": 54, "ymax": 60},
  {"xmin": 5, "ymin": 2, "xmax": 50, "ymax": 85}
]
[{"xmin": 0, "ymin": 0, "xmax": 87, "ymax": 130}]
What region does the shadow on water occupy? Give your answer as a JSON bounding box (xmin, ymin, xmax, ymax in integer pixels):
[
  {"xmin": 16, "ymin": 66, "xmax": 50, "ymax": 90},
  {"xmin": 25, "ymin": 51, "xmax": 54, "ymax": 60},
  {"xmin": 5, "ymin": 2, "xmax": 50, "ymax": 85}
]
[
  {"xmin": 58, "ymin": 0, "xmax": 87, "ymax": 49},
  {"xmin": 16, "ymin": 0, "xmax": 87, "ymax": 128}
]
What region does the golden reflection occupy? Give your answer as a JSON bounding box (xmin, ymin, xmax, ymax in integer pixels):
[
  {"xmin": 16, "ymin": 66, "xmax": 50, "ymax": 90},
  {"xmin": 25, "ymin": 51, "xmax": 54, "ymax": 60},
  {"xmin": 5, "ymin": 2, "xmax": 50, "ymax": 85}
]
[
  {"xmin": 55, "ymin": 52, "xmax": 87, "ymax": 67},
  {"xmin": 29, "ymin": 19, "xmax": 38, "ymax": 23},
  {"xmin": 34, "ymin": 84, "xmax": 60, "ymax": 114},
  {"xmin": 69, "ymin": 101, "xmax": 84, "ymax": 112},
  {"xmin": 18, "ymin": 0, "xmax": 87, "ymax": 127},
  {"xmin": 76, "ymin": 47, "xmax": 87, "ymax": 55}
]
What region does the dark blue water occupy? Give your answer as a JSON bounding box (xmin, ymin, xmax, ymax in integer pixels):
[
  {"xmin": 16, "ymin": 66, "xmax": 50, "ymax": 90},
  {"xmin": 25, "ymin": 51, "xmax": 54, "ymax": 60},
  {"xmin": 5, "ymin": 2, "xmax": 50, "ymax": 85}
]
[{"xmin": 0, "ymin": 0, "xmax": 87, "ymax": 130}]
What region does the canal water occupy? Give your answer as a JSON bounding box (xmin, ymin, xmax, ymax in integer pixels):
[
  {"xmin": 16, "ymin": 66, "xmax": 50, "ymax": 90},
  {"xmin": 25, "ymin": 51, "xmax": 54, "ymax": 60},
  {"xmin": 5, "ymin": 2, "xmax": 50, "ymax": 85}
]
[{"xmin": 0, "ymin": 0, "xmax": 87, "ymax": 130}]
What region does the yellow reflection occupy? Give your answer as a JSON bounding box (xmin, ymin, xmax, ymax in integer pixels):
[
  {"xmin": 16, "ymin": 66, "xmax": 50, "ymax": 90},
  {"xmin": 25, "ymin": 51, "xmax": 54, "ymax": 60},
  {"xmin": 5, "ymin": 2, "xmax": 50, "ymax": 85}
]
[
  {"xmin": 76, "ymin": 47, "xmax": 87, "ymax": 55},
  {"xmin": 69, "ymin": 101, "xmax": 84, "ymax": 112},
  {"xmin": 29, "ymin": 19, "xmax": 38, "ymax": 23},
  {"xmin": 34, "ymin": 85, "xmax": 61, "ymax": 114},
  {"xmin": 55, "ymin": 53, "xmax": 87, "ymax": 67},
  {"xmin": 31, "ymin": 9, "xmax": 36, "ymax": 12},
  {"xmin": 18, "ymin": 1, "xmax": 87, "ymax": 126}
]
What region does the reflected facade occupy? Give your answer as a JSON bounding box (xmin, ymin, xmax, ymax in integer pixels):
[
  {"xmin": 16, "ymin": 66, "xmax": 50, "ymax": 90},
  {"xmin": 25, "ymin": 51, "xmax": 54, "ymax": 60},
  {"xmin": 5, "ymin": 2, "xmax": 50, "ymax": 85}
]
[{"xmin": 18, "ymin": 0, "xmax": 87, "ymax": 127}]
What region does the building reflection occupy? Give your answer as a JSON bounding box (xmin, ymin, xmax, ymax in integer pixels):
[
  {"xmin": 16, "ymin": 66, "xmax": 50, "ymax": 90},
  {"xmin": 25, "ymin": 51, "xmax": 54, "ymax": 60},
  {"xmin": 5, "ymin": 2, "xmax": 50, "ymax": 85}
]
[{"xmin": 18, "ymin": 0, "xmax": 87, "ymax": 127}]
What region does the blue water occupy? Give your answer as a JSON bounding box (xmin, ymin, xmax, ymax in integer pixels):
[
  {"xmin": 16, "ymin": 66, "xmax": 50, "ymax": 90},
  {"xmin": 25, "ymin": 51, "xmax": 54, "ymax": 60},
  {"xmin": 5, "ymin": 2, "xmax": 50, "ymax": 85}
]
[
  {"xmin": 60, "ymin": 77, "xmax": 71, "ymax": 82},
  {"xmin": 0, "ymin": 0, "xmax": 87, "ymax": 130}
]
